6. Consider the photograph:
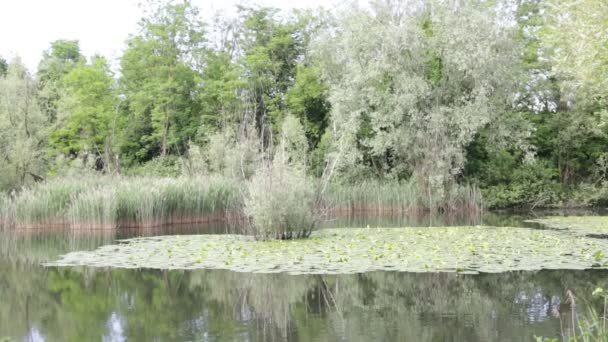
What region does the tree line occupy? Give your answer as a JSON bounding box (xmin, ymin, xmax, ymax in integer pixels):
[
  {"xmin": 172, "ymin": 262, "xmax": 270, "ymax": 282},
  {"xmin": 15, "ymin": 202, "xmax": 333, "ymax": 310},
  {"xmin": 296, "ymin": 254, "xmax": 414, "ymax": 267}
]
[{"xmin": 0, "ymin": 0, "xmax": 606, "ymax": 208}]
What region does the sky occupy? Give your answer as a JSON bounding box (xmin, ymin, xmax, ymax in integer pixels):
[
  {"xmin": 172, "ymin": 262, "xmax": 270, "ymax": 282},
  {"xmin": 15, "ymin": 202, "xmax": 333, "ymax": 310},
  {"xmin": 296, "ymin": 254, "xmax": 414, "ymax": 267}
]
[{"xmin": 0, "ymin": 0, "xmax": 339, "ymax": 72}]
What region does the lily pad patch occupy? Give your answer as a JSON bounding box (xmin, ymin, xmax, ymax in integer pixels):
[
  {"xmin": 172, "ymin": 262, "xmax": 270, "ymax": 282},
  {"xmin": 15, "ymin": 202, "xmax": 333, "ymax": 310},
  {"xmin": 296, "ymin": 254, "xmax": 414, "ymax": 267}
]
[{"xmin": 45, "ymin": 226, "xmax": 608, "ymax": 274}]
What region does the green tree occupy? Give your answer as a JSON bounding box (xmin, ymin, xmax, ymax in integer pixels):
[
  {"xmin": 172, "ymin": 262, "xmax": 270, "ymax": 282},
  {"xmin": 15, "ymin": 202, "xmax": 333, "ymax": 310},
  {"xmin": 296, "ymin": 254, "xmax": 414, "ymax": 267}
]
[
  {"xmin": 50, "ymin": 56, "xmax": 118, "ymax": 170},
  {"xmin": 542, "ymin": 0, "xmax": 608, "ymax": 103},
  {"xmin": 119, "ymin": 0, "xmax": 205, "ymax": 165},
  {"xmin": 464, "ymin": 0, "xmax": 608, "ymax": 207},
  {"xmin": 37, "ymin": 40, "xmax": 83, "ymax": 122},
  {"xmin": 235, "ymin": 7, "xmax": 327, "ymax": 143},
  {"xmin": 0, "ymin": 58, "xmax": 48, "ymax": 189},
  {"xmin": 197, "ymin": 49, "xmax": 244, "ymax": 138},
  {"xmin": 286, "ymin": 64, "xmax": 330, "ymax": 150},
  {"xmin": 0, "ymin": 57, "xmax": 7, "ymax": 77},
  {"xmin": 315, "ymin": 0, "xmax": 519, "ymax": 196}
]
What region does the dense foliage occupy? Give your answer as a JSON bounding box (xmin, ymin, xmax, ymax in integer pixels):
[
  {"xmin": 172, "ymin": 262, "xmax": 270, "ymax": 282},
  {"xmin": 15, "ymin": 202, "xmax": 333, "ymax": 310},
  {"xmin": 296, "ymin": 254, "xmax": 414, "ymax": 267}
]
[{"xmin": 0, "ymin": 0, "xmax": 607, "ymax": 209}]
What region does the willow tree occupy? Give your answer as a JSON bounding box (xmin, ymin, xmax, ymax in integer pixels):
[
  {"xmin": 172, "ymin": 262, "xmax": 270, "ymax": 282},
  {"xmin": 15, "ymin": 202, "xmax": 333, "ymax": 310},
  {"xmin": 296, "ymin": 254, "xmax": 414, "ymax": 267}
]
[
  {"xmin": 539, "ymin": 0, "xmax": 608, "ymax": 184},
  {"xmin": 542, "ymin": 0, "xmax": 608, "ymax": 104},
  {"xmin": 314, "ymin": 0, "xmax": 519, "ymax": 198},
  {"xmin": 0, "ymin": 58, "xmax": 48, "ymax": 189}
]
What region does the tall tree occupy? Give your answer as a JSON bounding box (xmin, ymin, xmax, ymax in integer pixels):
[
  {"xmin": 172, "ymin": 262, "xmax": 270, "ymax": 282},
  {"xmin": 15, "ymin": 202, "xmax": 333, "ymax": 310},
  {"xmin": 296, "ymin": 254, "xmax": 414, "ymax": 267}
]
[
  {"xmin": 0, "ymin": 58, "xmax": 48, "ymax": 189},
  {"xmin": 50, "ymin": 56, "xmax": 118, "ymax": 170},
  {"xmin": 0, "ymin": 57, "xmax": 7, "ymax": 77},
  {"xmin": 542, "ymin": 0, "xmax": 608, "ymax": 104},
  {"xmin": 37, "ymin": 40, "xmax": 83, "ymax": 122},
  {"xmin": 315, "ymin": 0, "xmax": 520, "ymax": 195},
  {"xmin": 234, "ymin": 7, "xmax": 327, "ymax": 144},
  {"xmin": 539, "ymin": 0, "xmax": 608, "ymax": 184},
  {"xmin": 119, "ymin": 0, "xmax": 205, "ymax": 164},
  {"xmin": 286, "ymin": 64, "xmax": 330, "ymax": 150}
]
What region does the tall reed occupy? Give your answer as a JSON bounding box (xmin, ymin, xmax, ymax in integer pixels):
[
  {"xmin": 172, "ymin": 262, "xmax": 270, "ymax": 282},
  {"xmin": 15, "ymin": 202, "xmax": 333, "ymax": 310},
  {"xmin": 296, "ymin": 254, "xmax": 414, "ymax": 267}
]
[
  {"xmin": 1, "ymin": 176, "xmax": 242, "ymax": 229},
  {"xmin": 1, "ymin": 175, "xmax": 481, "ymax": 230},
  {"xmin": 324, "ymin": 179, "xmax": 482, "ymax": 214}
]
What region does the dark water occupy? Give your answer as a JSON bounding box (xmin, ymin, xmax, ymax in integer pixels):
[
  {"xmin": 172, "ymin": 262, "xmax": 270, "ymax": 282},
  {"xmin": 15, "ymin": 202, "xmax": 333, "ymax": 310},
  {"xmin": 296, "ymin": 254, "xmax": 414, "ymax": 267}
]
[{"xmin": 1, "ymin": 211, "xmax": 607, "ymax": 341}]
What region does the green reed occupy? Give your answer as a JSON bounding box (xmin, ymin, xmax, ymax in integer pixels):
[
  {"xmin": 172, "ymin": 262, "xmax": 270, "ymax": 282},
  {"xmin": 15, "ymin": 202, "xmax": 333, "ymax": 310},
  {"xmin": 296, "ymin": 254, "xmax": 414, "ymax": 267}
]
[
  {"xmin": 1, "ymin": 176, "xmax": 242, "ymax": 229},
  {"xmin": 324, "ymin": 179, "xmax": 482, "ymax": 213},
  {"xmin": 1, "ymin": 175, "xmax": 481, "ymax": 230}
]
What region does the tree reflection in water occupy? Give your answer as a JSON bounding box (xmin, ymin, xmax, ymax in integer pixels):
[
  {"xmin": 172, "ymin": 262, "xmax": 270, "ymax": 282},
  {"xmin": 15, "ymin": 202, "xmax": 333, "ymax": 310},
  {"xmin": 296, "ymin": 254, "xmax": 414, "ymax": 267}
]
[{"xmin": 2, "ymin": 264, "xmax": 607, "ymax": 341}]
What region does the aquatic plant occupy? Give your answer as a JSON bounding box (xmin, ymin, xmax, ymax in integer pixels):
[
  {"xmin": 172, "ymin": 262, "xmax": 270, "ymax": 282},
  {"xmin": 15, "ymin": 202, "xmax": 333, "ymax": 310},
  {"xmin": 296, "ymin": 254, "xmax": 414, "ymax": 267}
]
[
  {"xmin": 1, "ymin": 174, "xmax": 483, "ymax": 231},
  {"xmin": 47, "ymin": 225, "xmax": 608, "ymax": 274},
  {"xmin": 325, "ymin": 179, "xmax": 482, "ymax": 213},
  {"xmin": 528, "ymin": 216, "xmax": 608, "ymax": 238},
  {"xmin": 9, "ymin": 177, "xmax": 101, "ymax": 228},
  {"xmin": 245, "ymin": 159, "xmax": 316, "ymax": 240},
  {"xmin": 535, "ymin": 287, "xmax": 608, "ymax": 342},
  {"xmin": 0, "ymin": 176, "xmax": 242, "ymax": 229}
]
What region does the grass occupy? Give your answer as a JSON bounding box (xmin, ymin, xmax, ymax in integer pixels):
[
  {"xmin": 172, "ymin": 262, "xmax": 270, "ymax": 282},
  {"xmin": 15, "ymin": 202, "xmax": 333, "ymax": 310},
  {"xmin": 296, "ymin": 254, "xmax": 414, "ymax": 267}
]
[
  {"xmin": 0, "ymin": 176, "xmax": 242, "ymax": 229},
  {"xmin": 0, "ymin": 176, "xmax": 482, "ymax": 230},
  {"xmin": 325, "ymin": 179, "xmax": 482, "ymax": 214},
  {"xmin": 535, "ymin": 287, "xmax": 608, "ymax": 342}
]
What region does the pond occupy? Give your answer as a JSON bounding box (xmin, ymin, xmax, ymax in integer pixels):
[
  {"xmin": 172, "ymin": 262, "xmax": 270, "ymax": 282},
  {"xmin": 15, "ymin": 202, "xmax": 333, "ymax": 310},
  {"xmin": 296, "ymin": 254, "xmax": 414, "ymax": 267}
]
[{"xmin": 1, "ymin": 211, "xmax": 607, "ymax": 341}]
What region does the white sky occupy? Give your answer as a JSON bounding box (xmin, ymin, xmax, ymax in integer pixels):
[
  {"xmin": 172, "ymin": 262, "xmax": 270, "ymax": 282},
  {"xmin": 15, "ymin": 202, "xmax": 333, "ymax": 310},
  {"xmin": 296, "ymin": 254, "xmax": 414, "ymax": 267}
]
[{"xmin": 0, "ymin": 0, "xmax": 340, "ymax": 72}]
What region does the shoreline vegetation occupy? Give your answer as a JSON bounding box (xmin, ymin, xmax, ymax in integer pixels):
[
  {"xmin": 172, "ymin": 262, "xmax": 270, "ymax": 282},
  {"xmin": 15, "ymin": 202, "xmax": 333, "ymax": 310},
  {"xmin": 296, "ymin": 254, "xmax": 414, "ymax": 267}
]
[
  {"xmin": 1, "ymin": 0, "xmax": 607, "ymax": 237},
  {"xmin": 1, "ymin": 0, "xmax": 607, "ymax": 235},
  {"xmin": 0, "ymin": 176, "xmax": 482, "ymax": 230}
]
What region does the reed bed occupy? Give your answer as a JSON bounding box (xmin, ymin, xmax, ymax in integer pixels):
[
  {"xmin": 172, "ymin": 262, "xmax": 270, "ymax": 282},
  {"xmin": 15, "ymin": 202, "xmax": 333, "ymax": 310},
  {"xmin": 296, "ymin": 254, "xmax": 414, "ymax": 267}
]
[
  {"xmin": 324, "ymin": 179, "xmax": 482, "ymax": 214},
  {"xmin": 0, "ymin": 175, "xmax": 481, "ymax": 230},
  {"xmin": 0, "ymin": 176, "xmax": 242, "ymax": 229}
]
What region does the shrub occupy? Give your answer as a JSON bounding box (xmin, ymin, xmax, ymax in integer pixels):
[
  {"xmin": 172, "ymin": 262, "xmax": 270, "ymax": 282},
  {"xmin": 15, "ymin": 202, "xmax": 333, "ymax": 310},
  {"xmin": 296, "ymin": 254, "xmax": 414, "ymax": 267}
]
[
  {"xmin": 126, "ymin": 156, "xmax": 182, "ymax": 177},
  {"xmin": 481, "ymin": 160, "xmax": 561, "ymax": 209},
  {"xmin": 245, "ymin": 159, "xmax": 316, "ymax": 240}
]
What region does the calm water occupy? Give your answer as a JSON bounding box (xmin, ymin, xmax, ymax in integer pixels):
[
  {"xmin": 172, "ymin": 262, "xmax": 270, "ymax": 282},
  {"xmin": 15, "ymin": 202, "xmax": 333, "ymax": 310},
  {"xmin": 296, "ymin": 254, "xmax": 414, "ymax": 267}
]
[{"xmin": 1, "ymin": 211, "xmax": 607, "ymax": 341}]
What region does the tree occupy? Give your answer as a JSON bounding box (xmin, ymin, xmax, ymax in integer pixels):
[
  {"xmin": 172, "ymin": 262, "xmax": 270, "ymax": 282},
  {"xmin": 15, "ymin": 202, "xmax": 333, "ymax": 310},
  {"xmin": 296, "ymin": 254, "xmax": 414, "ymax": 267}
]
[
  {"xmin": 315, "ymin": 0, "xmax": 519, "ymax": 197},
  {"xmin": 0, "ymin": 58, "xmax": 48, "ymax": 189},
  {"xmin": 197, "ymin": 49, "xmax": 244, "ymax": 139},
  {"xmin": 286, "ymin": 64, "xmax": 330, "ymax": 150},
  {"xmin": 464, "ymin": 0, "xmax": 608, "ymax": 206},
  {"xmin": 37, "ymin": 40, "xmax": 83, "ymax": 122},
  {"xmin": 119, "ymin": 0, "xmax": 205, "ymax": 164},
  {"xmin": 542, "ymin": 0, "xmax": 608, "ymax": 104},
  {"xmin": 50, "ymin": 56, "xmax": 118, "ymax": 170},
  {"xmin": 234, "ymin": 7, "xmax": 327, "ymax": 144},
  {"xmin": 538, "ymin": 0, "xmax": 608, "ymax": 184},
  {"xmin": 0, "ymin": 57, "xmax": 7, "ymax": 77}
]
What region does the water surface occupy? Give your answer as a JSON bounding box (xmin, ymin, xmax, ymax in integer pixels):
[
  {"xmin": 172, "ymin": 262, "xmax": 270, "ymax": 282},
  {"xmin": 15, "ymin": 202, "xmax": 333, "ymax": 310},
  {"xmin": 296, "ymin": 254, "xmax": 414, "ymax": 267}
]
[{"xmin": 1, "ymin": 211, "xmax": 606, "ymax": 341}]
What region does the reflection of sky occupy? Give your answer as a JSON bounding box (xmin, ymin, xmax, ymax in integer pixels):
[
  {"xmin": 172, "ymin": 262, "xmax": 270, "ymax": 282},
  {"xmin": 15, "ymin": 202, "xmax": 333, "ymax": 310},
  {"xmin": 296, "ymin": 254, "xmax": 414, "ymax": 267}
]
[
  {"xmin": 513, "ymin": 290, "xmax": 561, "ymax": 323},
  {"xmin": 25, "ymin": 326, "xmax": 44, "ymax": 342},
  {"xmin": 102, "ymin": 312, "xmax": 126, "ymax": 342}
]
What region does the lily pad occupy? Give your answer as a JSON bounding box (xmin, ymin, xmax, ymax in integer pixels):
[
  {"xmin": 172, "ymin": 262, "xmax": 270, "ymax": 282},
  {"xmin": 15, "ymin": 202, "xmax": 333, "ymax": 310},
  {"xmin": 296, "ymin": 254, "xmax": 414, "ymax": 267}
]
[
  {"xmin": 45, "ymin": 226, "xmax": 608, "ymax": 274},
  {"xmin": 527, "ymin": 216, "xmax": 608, "ymax": 238}
]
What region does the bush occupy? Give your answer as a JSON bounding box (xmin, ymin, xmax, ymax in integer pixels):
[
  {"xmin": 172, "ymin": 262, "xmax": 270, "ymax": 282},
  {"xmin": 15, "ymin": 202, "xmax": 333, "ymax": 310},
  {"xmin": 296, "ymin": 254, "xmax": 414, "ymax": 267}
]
[
  {"xmin": 125, "ymin": 156, "xmax": 182, "ymax": 177},
  {"xmin": 245, "ymin": 159, "xmax": 316, "ymax": 240},
  {"xmin": 481, "ymin": 160, "xmax": 561, "ymax": 209}
]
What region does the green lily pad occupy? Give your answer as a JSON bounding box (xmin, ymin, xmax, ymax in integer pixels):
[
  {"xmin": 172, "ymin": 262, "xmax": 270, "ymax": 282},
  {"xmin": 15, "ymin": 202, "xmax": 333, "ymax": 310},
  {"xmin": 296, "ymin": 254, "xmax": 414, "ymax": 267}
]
[
  {"xmin": 527, "ymin": 216, "xmax": 608, "ymax": 237},
  {"xmin": 45, "ymin": 226, "xmax": 608, "ymax": 274}
]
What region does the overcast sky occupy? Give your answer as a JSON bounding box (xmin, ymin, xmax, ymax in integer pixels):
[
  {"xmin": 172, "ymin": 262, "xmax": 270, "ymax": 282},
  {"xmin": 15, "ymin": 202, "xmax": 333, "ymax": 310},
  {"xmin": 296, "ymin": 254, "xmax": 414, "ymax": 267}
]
[{"xmin": 0, "ymin": 0, "xmax": 340, "ymax": 72}]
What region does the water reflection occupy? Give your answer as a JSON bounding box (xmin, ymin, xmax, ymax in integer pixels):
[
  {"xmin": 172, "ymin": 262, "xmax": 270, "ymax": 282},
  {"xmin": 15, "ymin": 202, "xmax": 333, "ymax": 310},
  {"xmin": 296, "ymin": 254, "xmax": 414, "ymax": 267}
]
[
  {"xmin": 2, "ymin": 266, "xmax": 608, "ymax": 341},
  {"xmin": 1, "ymin": 210, "xmax": 607, "ymax": 341}
]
